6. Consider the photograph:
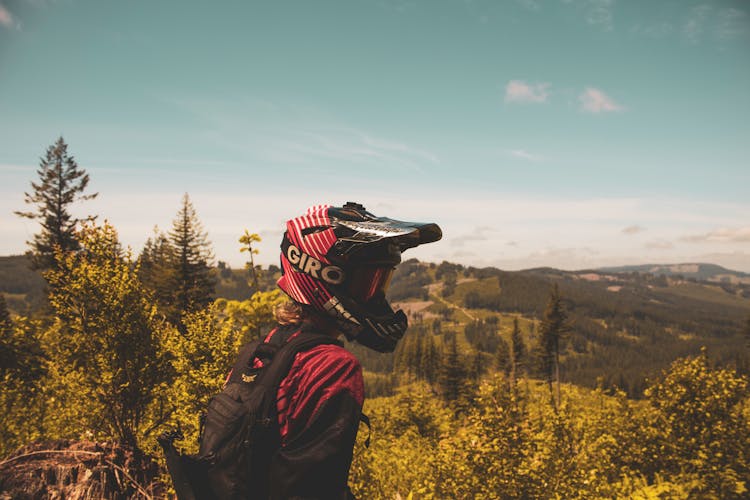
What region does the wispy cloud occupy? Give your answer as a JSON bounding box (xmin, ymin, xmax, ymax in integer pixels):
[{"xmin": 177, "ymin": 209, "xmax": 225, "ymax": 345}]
[
  {"xmin": 630, "ymin": 22, "xmax": 674, "ymax": 39},
  {"xmin": 632, "ymin": 5, "xmax": 747, "ymax": 44},
  {"xmin": 451, "ymin": 225, "xmax": 499, "ymax": 247},
  {"xmin": 579, "ymin": 87, "xmax": 623, "ymax": 113},
  {"xmin": 515, "ymin": 0, "xmax": 540, "ymax": 12},
  {"xmin": 504, "ymin": 80, "xmax": 549, "ymax": 103},
  {"xmin": 622, "ymin": 225, "xmax": 644, "ymax": 235},
  {"xmin": 681, "ymin": 5, "xmax": 748, "ymax": 44},
  {"xmin": 509, "ymin": 149, "xmax": 542, "ymax": 162},
  {"xmin": 563, "ymin": 0, "xmax": 615, "ymax": 31},
  {"xmin": 716, "ymin": 7, "xmax": 748, "ymax": 41},
  {"xmin": 163, "ymin": 96, "xmax": 439, "ymax": 173},
  {"xmin": 683, "ymin": 4, "xmax": 712, "ymax": 44},
  {"xmin": 682, "ymin": 227, "xmax": 750, "ymax": 243},
  {"xmin": 0, "ymin": 3, "xmax": 15, "ymax": 28}
]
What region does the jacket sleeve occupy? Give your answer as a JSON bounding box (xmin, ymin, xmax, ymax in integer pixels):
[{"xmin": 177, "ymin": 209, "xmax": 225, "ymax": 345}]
[{"xmin": 268, "ymin": 348, "xmax": 363, "ymax": 500}]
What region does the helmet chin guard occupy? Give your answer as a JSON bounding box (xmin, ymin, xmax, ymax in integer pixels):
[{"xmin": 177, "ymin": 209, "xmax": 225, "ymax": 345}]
[
  {"xmin": 277, "ymin": 202, "xmax": 441, "ymax": 353},
  {"xmin": 332, "ymin": 294, "xmax": 408, "ymax": 353}
]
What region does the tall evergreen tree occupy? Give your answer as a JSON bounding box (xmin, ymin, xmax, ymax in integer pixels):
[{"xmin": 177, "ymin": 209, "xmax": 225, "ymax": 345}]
[
  {"xmin": 138, "ymin": 227, "xmax": 178, "ymax": 316},
  {"xmin": 495, "ymin": 335, "xmax": 511, "ymax": 375},
  {"xmin": 439, "ymin": 334, "xmax": 464, "ymax": 404},
  {"xmin": 535, "ymin": 283, "xmax": 571, "ymax": 409},
  {"xmin": 168, "ymin": 194, "xmax": 215, "ymax": 329},
  {"xmin": 15, "ymin": 137, "xmax": 97, "ymax": 271},
  {"xmin": 421, "ymin": 334, "xmax": 439, "ymax": 385},
  {"xmin": 511, "ymin": 317, "xmax": 527, "ymax": 376}
]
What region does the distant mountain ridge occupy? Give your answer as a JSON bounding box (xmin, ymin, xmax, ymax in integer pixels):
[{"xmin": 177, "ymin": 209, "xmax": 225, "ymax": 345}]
[{"xmin": 596, "ymin": 262, "xmax": 750, "ymax": 284}]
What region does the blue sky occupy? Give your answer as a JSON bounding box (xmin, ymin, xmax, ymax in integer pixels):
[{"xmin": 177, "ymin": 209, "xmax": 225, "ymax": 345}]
[{"xmin": 1, "ymin": 0, "xmax": 748, "ymax": 271}]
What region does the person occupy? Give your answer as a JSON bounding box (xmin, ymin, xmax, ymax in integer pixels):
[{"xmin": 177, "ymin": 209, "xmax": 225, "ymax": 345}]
[{"xmin": 255, "ymin": 201, "xmax": 442, "ymax": 499}]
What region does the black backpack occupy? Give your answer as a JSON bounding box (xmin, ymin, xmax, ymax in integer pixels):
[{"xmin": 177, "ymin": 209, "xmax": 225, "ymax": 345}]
[{"xmin": 159, "ymin": 327, "xmax": 341, "ymax": 500}]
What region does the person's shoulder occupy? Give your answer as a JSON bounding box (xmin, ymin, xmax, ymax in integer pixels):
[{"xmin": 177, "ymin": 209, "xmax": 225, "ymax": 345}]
[{"xmin": 303, "ymin": 342, "xmax": 360, "ymax": 368}]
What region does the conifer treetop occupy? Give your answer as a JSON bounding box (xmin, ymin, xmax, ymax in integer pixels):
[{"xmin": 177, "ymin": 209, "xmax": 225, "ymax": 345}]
[{"xmin": 15, "ymin": 137, "xmax": 98, "ymax": 270}]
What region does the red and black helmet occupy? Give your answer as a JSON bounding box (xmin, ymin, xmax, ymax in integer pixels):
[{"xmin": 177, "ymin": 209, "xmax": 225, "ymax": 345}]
[{"xmin": 277, "ymin": 202, "xmax": 442, "ymax": 352}]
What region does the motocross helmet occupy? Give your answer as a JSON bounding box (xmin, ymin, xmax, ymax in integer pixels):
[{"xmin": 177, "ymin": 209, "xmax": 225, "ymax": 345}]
[{"xmin": 277, "ymin": 202, "xmax": 442, "ymax": 352}]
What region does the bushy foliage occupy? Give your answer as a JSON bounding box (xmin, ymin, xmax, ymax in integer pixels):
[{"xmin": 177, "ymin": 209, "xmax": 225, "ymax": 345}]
[
  {"xmin": 349, "ymin": 383, "xmax": 451, "ymax": 499},
  {"xmin": 43, "ymin": 223, "xmax": 172, "ymax": 448},
  {"xmin": 0, "ymin": 314, "xmax": 47, "ymax": 457},
  {"xmin": 350, "ymin": 357, "xmax": 750, "ymax": 499},
  {"xmin": 645, "ymin": 351, "xmax": 750, "ymax": 498},
  {"xmin": 163, "ymin": 291, "xmax": 286, "ymax": 453}
]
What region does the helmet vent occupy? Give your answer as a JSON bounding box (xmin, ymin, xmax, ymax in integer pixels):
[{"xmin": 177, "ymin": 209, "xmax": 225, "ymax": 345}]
[{"xmin": 300, "ymin": 226, "xmax": 330, "ymax": 236}]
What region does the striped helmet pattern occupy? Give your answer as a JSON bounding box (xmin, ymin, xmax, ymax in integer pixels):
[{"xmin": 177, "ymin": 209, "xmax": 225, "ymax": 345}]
[{"xmin": 277, "ymin": 204, "xmax": 338, "ymax": 309}]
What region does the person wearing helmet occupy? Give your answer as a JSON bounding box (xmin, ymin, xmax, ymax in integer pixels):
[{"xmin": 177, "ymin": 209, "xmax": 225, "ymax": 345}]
[{"xmin": 262, "ymin": 202, "xmax": 441, "ymax": 499}]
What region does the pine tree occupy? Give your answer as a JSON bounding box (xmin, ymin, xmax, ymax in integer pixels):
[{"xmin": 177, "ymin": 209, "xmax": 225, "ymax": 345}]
[
  {"xmin": 15, "ymin": 137, "xmax": 97, "ymax": 271},
  {"xmin": 439, "ymin": 334, "xmax": 463, "ymax": 404},
  {"xmin": 495, "ymin": 336, "xmax": 511, "ymax": 375},
  {"xmin": 421, "ymin": 334, "xmax": 439, "ymax": 385},
  {"xmin": 168, "ymin": 194, "xmax": 215, "ymax": 329},
  {"xmin": 472, "ymin": 350, "xmax": 484, "ymax": 381},
  {"xmin": 138, "ymin": 227, "xmax": 177, "ymax": 317},
  {"xmin": 511, "ymin": 317, "xmax": 527, "ymax": 376},
  {"xmin": 535, "ymin": 283, "xmax": 571, "ymax": 409}
]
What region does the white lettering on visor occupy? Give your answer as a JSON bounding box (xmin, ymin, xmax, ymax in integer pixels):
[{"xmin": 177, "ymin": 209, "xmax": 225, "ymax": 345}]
[{"xmin": 286, "ymin": 243, "xmax": 345, "ymax": 285}]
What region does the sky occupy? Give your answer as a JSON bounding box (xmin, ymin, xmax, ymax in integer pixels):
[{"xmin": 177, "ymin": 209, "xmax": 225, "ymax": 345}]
[{"xmin": 1, "ymin": 0, "xmax": 748, "ymax": 271}]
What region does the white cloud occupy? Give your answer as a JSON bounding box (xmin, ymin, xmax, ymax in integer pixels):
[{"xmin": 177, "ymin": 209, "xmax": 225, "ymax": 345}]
[
  {"xmin": 509, "ymin": 149, "xmax": 541, "ymax": 162},
  {"xmin": 504, "ymin": 80, "xmax": 549, "ymax": 103},
  {"xmin": 682, "ymin": 227, "xmax": 750, "ymax": 243},
  {"xmin": 622, "ymin": 225, "xmax": 644, "ymax": 235},
  {"xmin": 0, "ymin": 4, "xmax": 14, "ymax": 28},
  {"xmin": 579, "ymin": 87, "xmax": 623, "ymax": 113}
]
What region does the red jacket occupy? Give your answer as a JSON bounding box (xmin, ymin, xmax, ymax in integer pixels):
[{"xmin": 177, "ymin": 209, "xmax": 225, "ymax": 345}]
[{"xmin": 237, "ymin": 323, "xmax": 365, "ymax": 499}]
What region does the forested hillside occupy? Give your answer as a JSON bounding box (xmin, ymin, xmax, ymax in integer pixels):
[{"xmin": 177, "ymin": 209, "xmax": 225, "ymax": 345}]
[
  {"xmin": 3, "ymin": 251, "xmax": 749, "ymax": 401},
  {"xmin": 347, "ymin": 258, "xmax": 750, "ymax": 399}
]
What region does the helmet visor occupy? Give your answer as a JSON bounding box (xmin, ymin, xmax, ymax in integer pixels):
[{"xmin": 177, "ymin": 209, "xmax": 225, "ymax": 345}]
[{"xmin": 347, "ymin": 267, "xmax": 395, "ymax": 302}]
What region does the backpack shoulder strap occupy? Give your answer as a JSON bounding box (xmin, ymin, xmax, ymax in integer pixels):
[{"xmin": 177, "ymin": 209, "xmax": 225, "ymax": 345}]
[
  {"xmin": 255, "ymin": 331, "xmax": 342, "ymax": 420},
  {"xmin": 226, "ymin": 337, "xmax": 264, "ymax": 385}
]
